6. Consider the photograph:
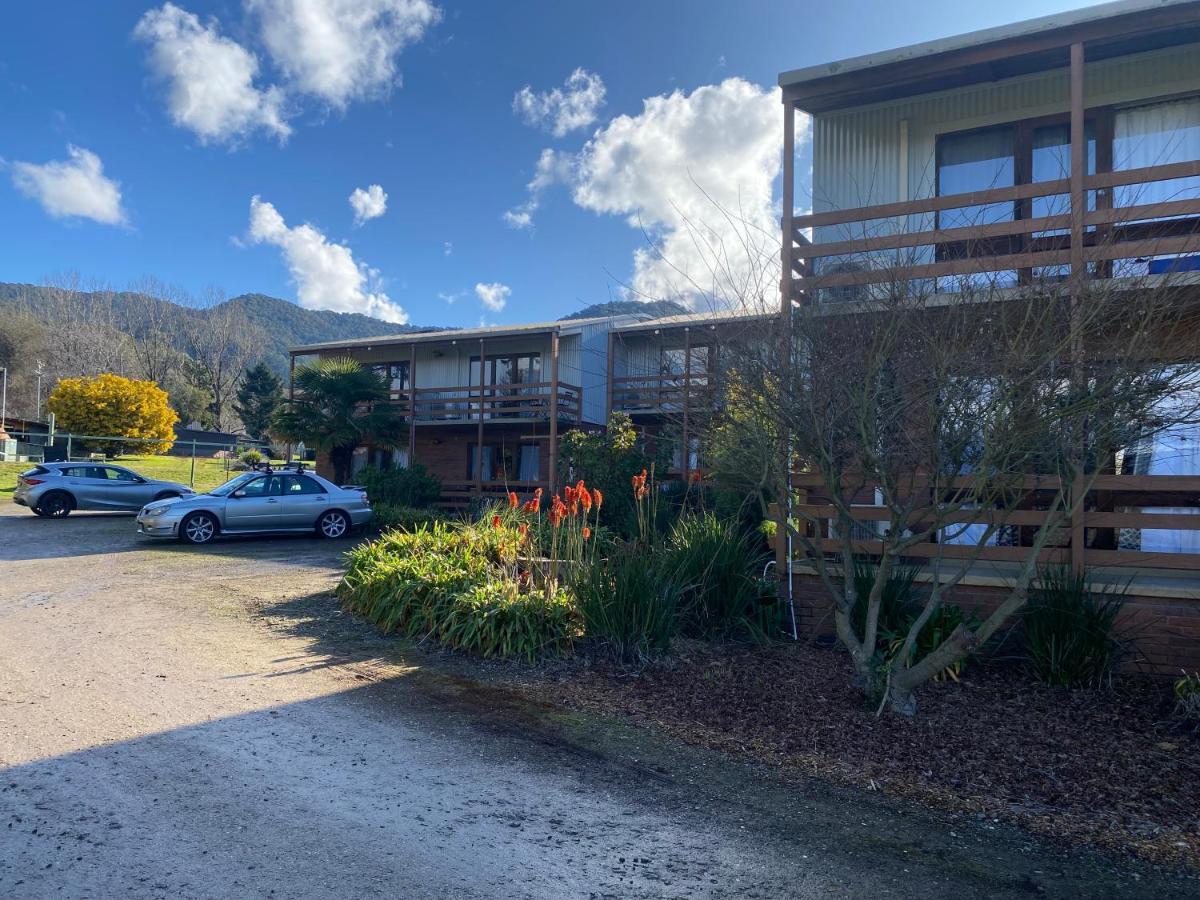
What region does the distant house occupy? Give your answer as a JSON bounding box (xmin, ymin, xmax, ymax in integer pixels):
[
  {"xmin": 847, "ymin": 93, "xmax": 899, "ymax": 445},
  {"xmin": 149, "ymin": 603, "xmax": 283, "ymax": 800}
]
[
  {"xmin": 290, "ymin": 316, "xmax": 646, "ymax": 505},
  {"xmin": 169, "ymin": 426, "xmax": 269, "ymax": 457}
]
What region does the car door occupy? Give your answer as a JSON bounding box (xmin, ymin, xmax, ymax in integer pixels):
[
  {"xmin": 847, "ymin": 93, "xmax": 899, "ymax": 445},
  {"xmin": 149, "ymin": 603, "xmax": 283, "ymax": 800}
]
[
  {"xmin": 101, "ymin": 466, "xmax": 155, "ymax": 511},
  {"xmin": 277, "ymin": 474, "xmax": 328, "ymax": 528},
  {"xmin": 223, "ymin": 475, "xmax": 282, "ymax": 531},
  {"xmin": 63, "ymin": 465, "xmax": 112, "ymax": 510}
]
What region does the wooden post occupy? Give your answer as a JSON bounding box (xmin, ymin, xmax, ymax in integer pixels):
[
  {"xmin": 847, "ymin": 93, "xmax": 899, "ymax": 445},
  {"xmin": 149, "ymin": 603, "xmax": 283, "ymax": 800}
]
[
  {"xmin": 286, "ymin": 353, "xmax": 296, "ymax": 462},
  {"xmin": 781, "ymin": 97, "xmax": 796, "ymax": 314},
  {"xmin": 605, "ymin": 330, "xmax": 615, "ymax": 425},
  {"xmin": 476, "ymin": 338, "xmax": 485, "ymax": 495},
  {"xmin": 549, "ymin": 330, "xmax": 560, "ymax": 495},
  {"xmin": 682, "ymin": 326, "xmax": 691, "ymax": 482},
  {"xmin": 407, "ymin": 342, "xmax": 417, "ymax": 468},
  {"xmin": 1069, "ymin": 41, "xmax": 1086, "ymax": 573},
  {"xmin": 1069, "ymin": 42, "xmax": 1086, "ymax": 309}
]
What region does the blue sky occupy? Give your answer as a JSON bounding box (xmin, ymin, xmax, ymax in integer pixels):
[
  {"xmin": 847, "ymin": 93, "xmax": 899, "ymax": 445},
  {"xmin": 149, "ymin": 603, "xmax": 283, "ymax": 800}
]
[{"xmin": 1, "ymin": 0, "xmax": 1103, "ymax": 327}]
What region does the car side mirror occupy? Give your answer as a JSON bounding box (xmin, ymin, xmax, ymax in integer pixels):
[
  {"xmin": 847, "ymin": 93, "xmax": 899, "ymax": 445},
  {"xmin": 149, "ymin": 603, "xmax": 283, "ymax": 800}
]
[{"xmin": 232, "ymin": 489, "xmax": 247, "ymax": 498}]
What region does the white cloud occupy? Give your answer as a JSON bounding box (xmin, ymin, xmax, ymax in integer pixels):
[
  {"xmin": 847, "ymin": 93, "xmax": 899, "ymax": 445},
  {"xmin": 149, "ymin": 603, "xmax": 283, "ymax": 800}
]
[
  {"xmin": 437, "ymin": 290, "xmax": 461, "ymax": 305},
  {"xmin": 502, "ymin": 148, "xmax": 572, "ymax": 229},
  {"xmin": 508, "ymin": 78, "xmax": 801, "ymax": 305},
  {"xmin": 133, "ymin": 3, "xmax": 290, "ymax": 145},
  {"xmin": 349, "ymin": 183, "xmax": 388, "ymax": 225},
  {"xmin": 442, "ymin": 241, "xmax": 453, "ymax": 256},
  {"xmin": 513, "ymin": 68, "xmax": 606, "ymax": 137},
  {"xmin": 9, "ymin": 145, "xmax": 127, "ymax": 226},
  {"xmin": 248, "ymin": 0, "xmax": 440, "ymax": 107},
  {"xmin": 474, "ymin": 282, "xmax": 510, "ymax": 313},
  {"xmin": 247, "ymin": 196, "xmax": 408, "ymax": 323}
]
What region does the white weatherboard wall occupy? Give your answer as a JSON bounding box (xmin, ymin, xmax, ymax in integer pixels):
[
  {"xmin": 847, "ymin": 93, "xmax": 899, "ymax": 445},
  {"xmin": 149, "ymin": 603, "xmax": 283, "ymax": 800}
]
[{"xmin": 809, "ymin": 42, "xmax": 1200, "ymax": 248}]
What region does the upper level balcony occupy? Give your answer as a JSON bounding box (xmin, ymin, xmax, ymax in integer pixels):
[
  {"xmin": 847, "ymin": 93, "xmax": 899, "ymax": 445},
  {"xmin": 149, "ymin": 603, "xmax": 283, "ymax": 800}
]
[{"xmin": 780, "ymin": 0, "xmax": 1200, "ymax": 308}]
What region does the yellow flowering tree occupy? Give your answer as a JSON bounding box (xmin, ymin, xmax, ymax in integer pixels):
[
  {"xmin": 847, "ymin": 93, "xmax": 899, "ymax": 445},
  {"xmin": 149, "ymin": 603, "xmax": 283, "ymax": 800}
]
[{"xmin": 48, "ymin": 374, "xmax": 178, "ymax": 455}]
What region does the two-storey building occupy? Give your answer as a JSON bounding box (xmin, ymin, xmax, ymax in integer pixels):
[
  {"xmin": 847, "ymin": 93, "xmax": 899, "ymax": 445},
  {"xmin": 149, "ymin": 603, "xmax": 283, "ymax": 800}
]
[
  {"xmin": 607, "ymin": 308, "xmax": 775, "ymax": 480},
  {"xmin": 776, "ymin": 0, "xmax": 1200, "ymax": 673},
  {"xmin": 290, "ymin": 315, "xmax": 642, "ymax": 505}
]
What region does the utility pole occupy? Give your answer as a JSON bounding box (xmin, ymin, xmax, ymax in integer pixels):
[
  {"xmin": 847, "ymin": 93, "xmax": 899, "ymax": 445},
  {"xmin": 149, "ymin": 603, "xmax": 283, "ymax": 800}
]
[
  {"xmin": 34, "ymin": 360, "xmax": 45, "ymax": 421},
  {"xmin": 1, "ymin": 366, "xmax": 7, "ymax": 430}
]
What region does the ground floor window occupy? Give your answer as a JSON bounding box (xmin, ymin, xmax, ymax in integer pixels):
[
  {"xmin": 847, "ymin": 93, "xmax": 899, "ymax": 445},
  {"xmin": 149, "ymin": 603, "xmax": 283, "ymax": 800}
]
[{"xmin": 468, "ymin": 442, "xmax": 541, "ymax": 482}]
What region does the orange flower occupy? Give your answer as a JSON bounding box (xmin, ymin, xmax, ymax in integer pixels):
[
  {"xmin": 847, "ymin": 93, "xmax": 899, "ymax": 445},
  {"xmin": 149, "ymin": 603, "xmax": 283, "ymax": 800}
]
[
  {"xmin": 534, "ymin": 487, "xmax": 543, "ymax": 498},
  {"xmin": 508, "ymin": 491, "xmax": 519, "ymax": 509},
  {"xmin": 549, "ymin": 496, "xmax": 568, "ymax": 527},
  {"xmin": 689, "ymin": 470, "xmax": 702, "ymax": 484},
  {"xmin": 582, "ymin": 526, "xmax": 591, "ymax": 540},
  {"xmin": 570, "ymin": 500, "xmax": 580, "ymax": 516},
  {"xmin": 563, "ymin": 484, "xmax": 576, "ymax": 503},
  {"xmin": 578, "ymin": 483, "xmax": 593, "ymax": 512},
  {"xmin": 491, "ymin": 515, "xmax": 502, "ymax": 530},
  {"xmin": 592, "ymin": 487, "xmax": 603, "ymax": 510},
  {"xmin": 518, "ymin": 523, "xmax": 529, "ymax": 539},
  {"xmin": 523, "ymin": 497, "xmax": 541, "ymax": 514}
]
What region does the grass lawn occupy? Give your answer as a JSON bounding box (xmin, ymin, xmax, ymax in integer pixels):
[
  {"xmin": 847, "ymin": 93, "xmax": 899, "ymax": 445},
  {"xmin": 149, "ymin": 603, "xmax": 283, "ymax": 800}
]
[{"xmin": 0, "ymin": 454, "xmax": 249, "ymax": 501}]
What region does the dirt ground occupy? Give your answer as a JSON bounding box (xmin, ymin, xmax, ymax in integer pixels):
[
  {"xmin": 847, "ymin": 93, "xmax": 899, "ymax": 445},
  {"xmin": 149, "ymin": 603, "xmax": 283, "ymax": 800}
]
[{"xmin": 1, "ymin": 505, "xmax": 1197, "ymax": 899}]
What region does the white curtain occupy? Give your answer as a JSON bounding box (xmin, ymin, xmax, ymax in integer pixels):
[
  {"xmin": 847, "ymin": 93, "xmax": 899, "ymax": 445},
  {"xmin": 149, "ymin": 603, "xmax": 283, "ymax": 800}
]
[
  {"xmin": 1139, "ymin": 422, "xmax": 1200, "ymax": 554},
  {"xmin": 517, "ymin": 444, "xmax": 539, "ymax": 481},
  {"xmin": 1113, "ymin": 97, "xmax": 1200, "ymax": 208}
]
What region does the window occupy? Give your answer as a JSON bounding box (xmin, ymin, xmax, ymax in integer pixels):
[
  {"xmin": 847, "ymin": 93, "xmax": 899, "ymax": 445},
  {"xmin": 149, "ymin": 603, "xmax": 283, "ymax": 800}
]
[
  {"xmin": 371, "ymin": 362, "xmax": 410, "ymax": 392},
  {"xmin": 937, "ymin": 125, "xmax": 1016, "ymax": 229},
  {"xmin": 281, "ymin": 474, "xmax": 325, "ymax": 495},
  {"xmin": 105, "ymin": 467, "xmax": 140, "ymax": 482},
  {"xmin": 238, "ymin": 476, "xmax": 279, "ymax": 497},
  {"xmin": 659, "ymin": 345, "xmax": 710, "ymax": 377},
  {"xmin": 469, "ymin": 353, "xmax": 542, "ymax": 386},
  {"xmin": 467, "ymin": 444, "xmax": 517, "ymax": 481},
  {"xmin": 517, "ymin": 444, "xmax": 540, "ymax": 481}
]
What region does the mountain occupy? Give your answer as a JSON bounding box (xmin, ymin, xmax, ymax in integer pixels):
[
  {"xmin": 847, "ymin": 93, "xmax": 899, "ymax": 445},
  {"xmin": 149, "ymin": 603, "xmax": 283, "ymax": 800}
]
[
  {"xmin": 0, "ymin": 283, "xmax": 687, "ymax": 377},
  {"xmin": 560, "ymin": 299, "xmax": 688, "ymax": 321},
  {"xmin": 0, "ymin": 283, "xmax": 426, "ymax": 377}
]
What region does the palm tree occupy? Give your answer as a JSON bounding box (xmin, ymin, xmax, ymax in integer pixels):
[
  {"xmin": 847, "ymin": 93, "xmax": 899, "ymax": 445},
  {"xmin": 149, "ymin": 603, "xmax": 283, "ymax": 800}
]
[{"xmin": 272, "ymin": 357, "xmax": 403, "ymax": 483}]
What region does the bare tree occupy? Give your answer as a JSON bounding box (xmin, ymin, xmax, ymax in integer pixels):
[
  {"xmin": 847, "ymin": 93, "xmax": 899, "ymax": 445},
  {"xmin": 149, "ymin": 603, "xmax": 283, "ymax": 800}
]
[
  {"xmin": 124, "ymin": 275, "xmax": 187, "ymax": 385},
  {"xmin": 25, "ymin": 271, "xmax": 135, "ymax": 385},
  {"xmin": 639, "ymin": 187, "xmax": 1200, "ymax": 715},
  {"xmin": 181, "ymin": 288, "xmax": 263, "ymax": 432}
]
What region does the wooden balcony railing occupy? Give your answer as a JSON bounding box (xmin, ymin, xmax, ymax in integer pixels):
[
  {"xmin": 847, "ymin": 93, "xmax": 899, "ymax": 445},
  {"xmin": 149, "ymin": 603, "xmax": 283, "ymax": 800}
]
[
  {"xmin": 790, "ymin": 160, "xmax": 1200, "ymax": 300},
  {"xmin": 609, "ymin": 373, "xmax": 714, "ymax": 416},
  {"xmin": 377, "ymin": 381, "xmax": 582, "ymax": 424},
  {"xmin": 782, "ymin": 471, "xmax": 1200, "ymax": 571}
]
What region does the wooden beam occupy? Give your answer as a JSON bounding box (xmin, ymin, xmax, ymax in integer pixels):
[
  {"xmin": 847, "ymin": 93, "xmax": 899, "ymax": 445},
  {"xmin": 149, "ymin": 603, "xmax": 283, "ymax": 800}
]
[
  {"xmin": 1070, "ymin": 42, "xmax": 1085, "ymax": 574},
  {"xmin": 475, "ymin": 338, "xmax": 485, "ymax": 495},
  {"xmin": 605, "ymin": 330, "xmax": 615, "ymax": 426},
  {"xmin": 682, "ymin": 327, "xmax": 691, "ymax": 482},
  {"xmin": 407, "ymin": 342, "xmax": 417, "ymax": 467},
  {"xmin": 549, "ymin": 330, "xmax": 560, "ymax": 495}
]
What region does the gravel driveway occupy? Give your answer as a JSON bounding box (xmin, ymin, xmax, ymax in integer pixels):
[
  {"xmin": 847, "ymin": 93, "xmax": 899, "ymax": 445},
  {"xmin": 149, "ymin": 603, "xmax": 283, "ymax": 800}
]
[{"xmin": 0, "ymin": 505, "xmax": 1194, "ymax": 899}]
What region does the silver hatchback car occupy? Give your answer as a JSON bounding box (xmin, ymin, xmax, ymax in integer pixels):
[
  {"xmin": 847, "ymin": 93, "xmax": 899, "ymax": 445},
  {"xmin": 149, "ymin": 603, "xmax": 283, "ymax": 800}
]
[
  {"xmin": 14, "ymin": 462, "xmax": 195, "ymax": 517},
  {"xmin": 136, "ymin": 464, "xmax": 372, "ymax": 545}
]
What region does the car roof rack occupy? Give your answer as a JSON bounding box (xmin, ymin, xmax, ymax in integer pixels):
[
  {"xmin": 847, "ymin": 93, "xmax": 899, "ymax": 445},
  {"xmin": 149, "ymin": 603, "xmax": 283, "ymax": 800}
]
[{"xmin": 251, "ymin": 460, "xmax": 308, "ymax": 474}]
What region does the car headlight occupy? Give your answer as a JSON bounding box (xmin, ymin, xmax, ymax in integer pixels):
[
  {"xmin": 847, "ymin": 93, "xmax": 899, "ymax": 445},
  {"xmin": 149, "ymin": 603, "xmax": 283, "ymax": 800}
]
[{"xmin": 145, "ymin": 504, "xmax": 173, "ymax": 517}]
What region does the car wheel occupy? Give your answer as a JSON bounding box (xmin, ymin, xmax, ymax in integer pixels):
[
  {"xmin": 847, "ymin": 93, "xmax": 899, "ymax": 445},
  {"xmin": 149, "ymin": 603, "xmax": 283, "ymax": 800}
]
[
  {"xmin": 317, "ymin": 509, "xmax": 350, "ymax": 539},
  {"xmin": 37, "ymin": 492, "xmax": 73, "ymax": 518},
  {"xmin": 181, "ymin": 512, "xmax": 218, "ymax": 545}
]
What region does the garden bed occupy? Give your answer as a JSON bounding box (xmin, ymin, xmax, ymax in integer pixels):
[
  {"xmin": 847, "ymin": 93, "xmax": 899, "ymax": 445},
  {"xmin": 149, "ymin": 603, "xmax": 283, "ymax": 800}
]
[{"xmin": 499, "ymin": 641, "xmax": 1200, "ymax": 868}]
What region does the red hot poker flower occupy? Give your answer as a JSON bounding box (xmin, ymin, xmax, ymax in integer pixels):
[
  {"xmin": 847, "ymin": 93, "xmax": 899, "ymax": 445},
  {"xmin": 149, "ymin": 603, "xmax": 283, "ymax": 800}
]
[
  {"xmin": 508, "ymin": 492, "xmax": 519, "ymax": 509},
  {"xmin": 491, "ymin": 515, "xmax": 502, "ymax": 530}
]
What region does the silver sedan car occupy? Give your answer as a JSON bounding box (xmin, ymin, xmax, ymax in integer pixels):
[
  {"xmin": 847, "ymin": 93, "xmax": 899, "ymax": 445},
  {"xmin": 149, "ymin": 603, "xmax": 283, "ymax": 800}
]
[
  {"xmin": 136, "ymin": 466, "xmax": 373, "ymax": 545},
  {"xmin": 14, "ymin": 462, "xmax": 195, "ymax": 517}
]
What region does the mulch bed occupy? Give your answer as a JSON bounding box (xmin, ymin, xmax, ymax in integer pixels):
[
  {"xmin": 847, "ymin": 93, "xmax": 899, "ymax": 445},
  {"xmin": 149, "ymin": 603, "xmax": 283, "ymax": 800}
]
[{"xmin": 501, "ymin": 641, "xmax": 1200, "ymax": 868}]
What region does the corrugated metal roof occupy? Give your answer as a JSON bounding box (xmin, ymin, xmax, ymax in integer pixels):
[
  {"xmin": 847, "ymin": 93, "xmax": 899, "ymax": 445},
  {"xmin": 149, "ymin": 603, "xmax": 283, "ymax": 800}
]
[
  {"xmin": 779, "ymin": 0, "xmax": 1198, "ymax": 88},
  {"xmin": 290, "ymin": 314, "xmax": 648, "ymax": 353},
  {"xmin": 613, "ymin": 306, "xmax": 775, "ymax": 334}
]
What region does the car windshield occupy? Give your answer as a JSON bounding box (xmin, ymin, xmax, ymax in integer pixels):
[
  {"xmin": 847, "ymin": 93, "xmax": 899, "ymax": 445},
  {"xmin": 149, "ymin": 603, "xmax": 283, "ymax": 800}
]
[{"xmin": 208, "ymin": 473, "xmax": 260, "ymax": 497}]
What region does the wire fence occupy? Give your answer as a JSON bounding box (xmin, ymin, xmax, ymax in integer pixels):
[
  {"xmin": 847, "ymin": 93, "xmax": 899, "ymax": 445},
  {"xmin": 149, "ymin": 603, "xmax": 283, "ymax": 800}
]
[{"xmin": 0, "ymin": 429, "xmax": 285, "ymax": 489}]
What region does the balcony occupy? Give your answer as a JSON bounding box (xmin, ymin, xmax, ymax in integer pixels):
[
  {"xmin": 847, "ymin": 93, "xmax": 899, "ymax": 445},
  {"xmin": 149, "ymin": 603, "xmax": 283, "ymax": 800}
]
[
  {"xmin": 785, "ymin": 471, "xmax": 1200, "ymax": 571},
  {"xmin": 789, "ymin": 160, "xmax": 1200, "ymax": 303},
  {"xmin": 609, "ymin": 373, "xmax": 714, "ymax": 417},
  {"xmin": 382, "ymin": 381, "xmax": 582, "ymax": 425}
]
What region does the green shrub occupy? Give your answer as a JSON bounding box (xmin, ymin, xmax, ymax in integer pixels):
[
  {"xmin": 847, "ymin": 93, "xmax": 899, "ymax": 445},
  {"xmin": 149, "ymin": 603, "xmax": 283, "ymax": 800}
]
[
  {"xmin": 1175, "ymin": 671, "xmax": 1200, "ymax": 730},
  {"xmin": 373, "ymin": 503, "xmax": 450, "ymax": 533},
  {"xmin": 338, "ymin": 521, "xmax": 578, "ymax": 662},
  {"xmin": 356, "ymin": 464, "xmax": 441, "ymax": 508},
  {"xmin": 666, "ymin": 513, "xmax": 777, "ymax": 641},
  {"xmin": 1023, "ymin": 567, "xmax": 1128, "ymax": 688},
  {"xmin": 850, "ymin": 558, "xmax": 921, "ymax": 649},
  {"xmin": 571, "ymin": 549, "xmax": 680, "ymax": 665},
  {"xmin": 239, "ymin": 448, "xmax": 265, "ymax": 467},
  {"xmin": 889, "ymin": 602, "xmax": 980, "ymax": 683}
]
